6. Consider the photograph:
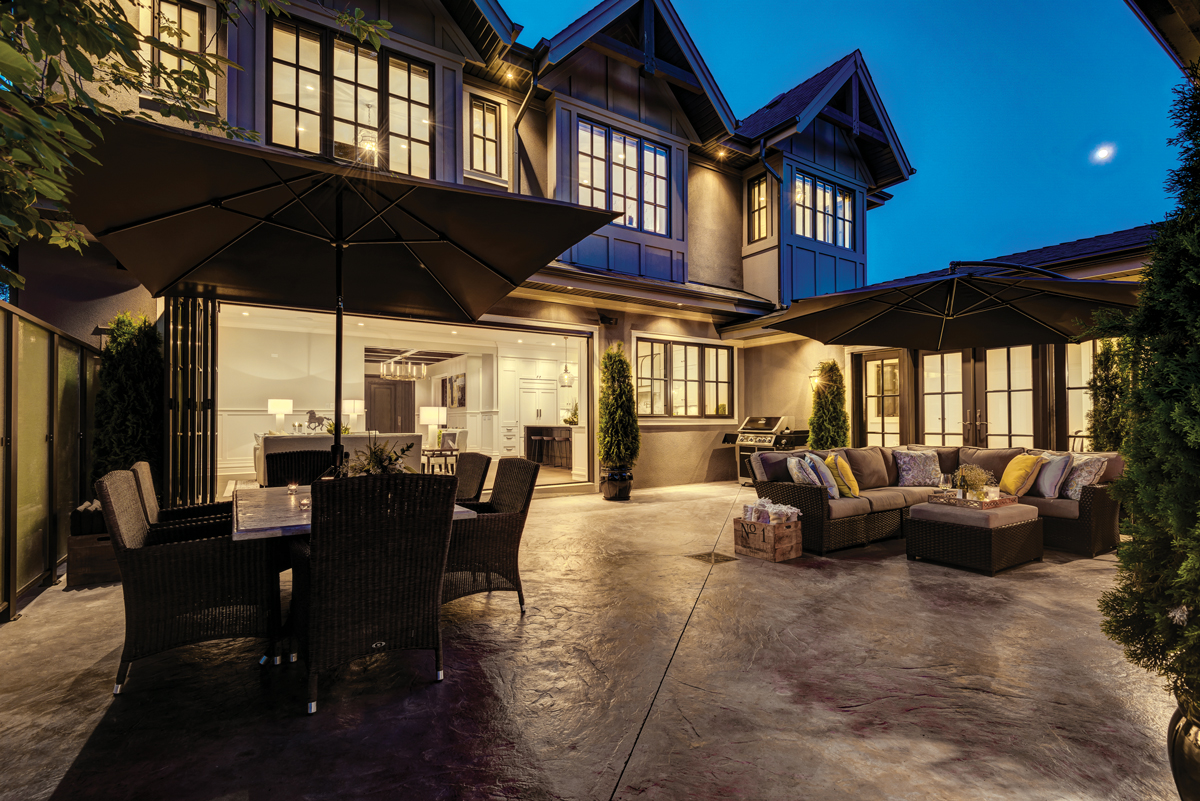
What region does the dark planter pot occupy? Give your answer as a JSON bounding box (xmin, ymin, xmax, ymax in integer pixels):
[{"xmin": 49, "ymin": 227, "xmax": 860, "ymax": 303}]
[
  {"xmin": 601, "ymin": 467, "xmax": 633, "ymax": 501},
  {"xmin": 1170, "ymin": 703, "xmax": 1200, "ymax": 800}
]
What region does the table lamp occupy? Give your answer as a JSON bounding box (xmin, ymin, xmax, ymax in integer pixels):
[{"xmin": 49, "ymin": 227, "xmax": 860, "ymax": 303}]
[
  {"xmin": 267, "ymin": 398, "xmax": 292, "ymax": 432},
  {"xmin": 344, "ymin": 399, "xmax": 364, "ymax": 431},
  {"xmin": 419, "ymin": 406, "xmax": 447, "ymax": 446}
]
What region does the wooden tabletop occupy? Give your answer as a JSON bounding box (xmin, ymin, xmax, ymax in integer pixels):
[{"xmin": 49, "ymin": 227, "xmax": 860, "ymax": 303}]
[{"xmin": 232, "ymin": 485, "xmax": 477, "ymax": 541}]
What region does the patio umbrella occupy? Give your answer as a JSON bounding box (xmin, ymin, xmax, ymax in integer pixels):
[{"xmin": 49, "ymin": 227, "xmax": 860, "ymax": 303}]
[
  {"xmin": 765, "ymin": 262, "xmax": 1140, "ymax": 350},
  {"xmin": 69, "ymin": 119, "xmax": 617, "ymax": 465}
]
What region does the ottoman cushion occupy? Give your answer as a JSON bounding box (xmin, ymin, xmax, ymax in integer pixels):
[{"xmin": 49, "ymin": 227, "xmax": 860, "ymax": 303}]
[{"xmin": 909, "ymin": 501, "xmax": 1038, "ymax": 529}]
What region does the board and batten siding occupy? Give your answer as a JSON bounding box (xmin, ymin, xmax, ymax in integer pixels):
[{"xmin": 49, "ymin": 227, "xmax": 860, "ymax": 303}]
[{"xmin": 543, "ymin": 49, "xmax": 693, "ymax": 283}]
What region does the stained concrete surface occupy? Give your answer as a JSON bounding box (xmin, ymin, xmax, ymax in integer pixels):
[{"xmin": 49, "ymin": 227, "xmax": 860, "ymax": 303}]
[{"xmin": 0, "ymin": 482, "xmax": 1178, "ymax": 800}]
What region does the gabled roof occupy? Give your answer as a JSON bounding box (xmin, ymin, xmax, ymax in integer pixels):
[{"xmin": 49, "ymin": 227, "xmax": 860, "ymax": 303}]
[
  {"xmin": 537, "ymin": 0, "xmax": 736, "ymax": 145},
  {"xmin": 736, "ymin": 53, "xmax": 856, "ymax": 141},
  {"xmin": 714, "ymin": 50, "xmax": 913, "ymax": 192},
  {"xmin": 440, "ymin": 0, "xmax": 517, "ymax": 66}
]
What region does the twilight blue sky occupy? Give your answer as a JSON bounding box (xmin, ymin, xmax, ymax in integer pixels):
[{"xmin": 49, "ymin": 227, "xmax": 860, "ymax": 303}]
[{"xmin": 500, "ymin": 0, "xmax": 1182, "ymax": 283}]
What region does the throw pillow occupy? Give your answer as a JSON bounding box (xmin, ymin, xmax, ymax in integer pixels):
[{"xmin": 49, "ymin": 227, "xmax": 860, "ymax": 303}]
[
  {"xmin": 804, "ymin": 454, "xmax": 840, "ymax": 500},
  {"xmin": 787, "ymin": 456, "xmax": 821, "ymax": 486},
  {"xmin": 1060, "ymin": 455, "xmax": 1107, "ymax": 501},
  {"xmin": 998, "ymin": 453, "xmax": 1048, "ymax": 497},
  {"xmin": 825, "ymin": 452, "xmax": 860, "ymax": 498},
  {"xmin": 893, "ymin": 449, "xmax": 941, "ymax": 487},
  {"xmin": 1027, "ymin": 452, "xmax": 1072, "ymax": 498}
]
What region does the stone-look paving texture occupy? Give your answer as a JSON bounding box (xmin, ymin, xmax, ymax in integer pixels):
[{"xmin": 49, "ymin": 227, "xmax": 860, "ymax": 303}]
[{"xmin": 0, "ymin": 481, "xmax": 1178, "ymax": 800}]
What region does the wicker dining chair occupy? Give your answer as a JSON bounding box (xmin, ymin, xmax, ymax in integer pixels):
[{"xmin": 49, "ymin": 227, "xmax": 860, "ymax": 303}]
[
  {"xmin": 454, "ymin": 452, "xmax": 491, "ymax": 504},
  {"xmin": 95, "ymin": 470, "xmax": 282, "ymax": 695},
  {"xmin": 130, "ymin": 461, "xmax": 231, "ymax": 524},
  {"xmin": 265, "ymin": 450, "xmax": 333, "ymax": 487},
  {"xmin": 288, "ymin": 471, "xmax": 458, "ymax": 714},
  {"xmin": 442, "ymin": 457, "xmax": 540, "ymax": 613}
]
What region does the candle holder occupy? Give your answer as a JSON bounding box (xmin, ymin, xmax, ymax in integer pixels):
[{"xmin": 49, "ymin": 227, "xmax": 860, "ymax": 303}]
[
  {"xmin": 287, "ymin": 481, "xmax": 299, "ymax": 496},
  {"xmin": 299, "ymin": 497, "xmax": 311, "ymax": 510}
]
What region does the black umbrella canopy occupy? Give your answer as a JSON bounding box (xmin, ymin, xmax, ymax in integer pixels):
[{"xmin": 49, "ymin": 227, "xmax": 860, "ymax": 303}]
[
  {"xmin": 69, "ymin": 120, "xmax": 617, "ymax": 323},
  {"xmin": 766, "ymin": 264, "xmax": 1141, "ymax": 350}
]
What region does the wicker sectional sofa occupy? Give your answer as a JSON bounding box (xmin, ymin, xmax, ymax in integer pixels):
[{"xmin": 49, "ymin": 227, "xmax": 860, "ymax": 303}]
[{"xmin": 752, "ymin": 445, "xmax": 1123, "ymax": 557}]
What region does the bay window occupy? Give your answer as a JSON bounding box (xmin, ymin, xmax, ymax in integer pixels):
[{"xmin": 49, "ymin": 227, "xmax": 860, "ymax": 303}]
[
  {"xmin": 636, "ymin": 339, "xmax": 732, "ymax": 419},
  {"xmin": 576, "ymin": 120, "xmax": 669, "ymax": 236}
]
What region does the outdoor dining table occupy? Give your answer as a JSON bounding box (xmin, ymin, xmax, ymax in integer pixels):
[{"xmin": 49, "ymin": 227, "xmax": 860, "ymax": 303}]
[{"xmin": 232, "ymin": 485, "xmax": 477, "ymax": 541}]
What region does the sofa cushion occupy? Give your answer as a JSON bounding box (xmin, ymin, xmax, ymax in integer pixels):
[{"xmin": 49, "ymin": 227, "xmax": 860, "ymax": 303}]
[
  {"xmin": 959, "ymin": 447, "xmax": 1024, "ymax": 481},
  {"xmin": 805, "ymin": 454, "xmax": 840, "ymax": 499},
  {"xmin": 751, "ymin": 450, "xmax": 799, "ymax": 483},
  {"xmin": 1027, "ymin": 452, "xmax": 1072, "ymax": 498},
  {"xmin": 827, "ymin": 496, "xmax": 871, "ymax": 519},
  {"xmin": 826, "ymin": 452, "xmax": 860, "ymax": 497},
  {"xmin": 1093, "ymin": 451, "xmax": 1126, "ymax": 484},
  {"xmin": 859, "ymin": 488, "xmax": 907, "ymax": 513},
  {"xmin": 880, "ymin": 446, "xmax": 906, "ymax": 486},
  {"xmin": 1018, "ymin": 495, "xmax": 1080, "ymax": 519},
  {"xmin": 909, "ymin": 501, "xmax": 1038, "ymax": 529},
  {"xmin": 842, "ymin": 447, "xmax": 889, "ymax": 490},
  {"xmin": 999, "ymin": 453, "xmax": 1048, "ymax": 497},
  {"xmin": 786, "ymin": 456, "xmax": 821, "ymax": 486},
  {"xmin": 894, "ymin": 449, "xmax": 941, "ymax": 487},
  {"xmin": 894, "ymin": 486, "xmax": 938, "ymax": 505},
  {"xmin": 908, "ymin": 445, "xmax": 961, "ymax": 474},
  {"xmin": 1061, "ymin": 455, "xmax": 1107, "ymax": 501}
]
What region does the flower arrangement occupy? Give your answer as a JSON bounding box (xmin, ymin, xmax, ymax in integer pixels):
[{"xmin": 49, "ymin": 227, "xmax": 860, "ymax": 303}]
[
  {"xmin": 953, "ymin": 464, "xmax": 995, "ymax": 498},
  {"xmin": 325, "ymin": 419, "xmax": 351, "ymax": 435},
  {"xmin": 563, "ymin": 401, "xmax": 579, "ymax": 426},
  {"xmin": 342, "ymin": 434, "xmax": 416, "ymax": 476}
]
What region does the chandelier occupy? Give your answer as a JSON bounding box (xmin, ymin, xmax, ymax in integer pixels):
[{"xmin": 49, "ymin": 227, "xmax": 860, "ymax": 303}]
[
  {"xmin": 559, "ymin": 337, "xmax": 575, "ymax": 387},
  {"xmin": 380, "ymin": 360, "xmax": 425, "ymax": 381}
]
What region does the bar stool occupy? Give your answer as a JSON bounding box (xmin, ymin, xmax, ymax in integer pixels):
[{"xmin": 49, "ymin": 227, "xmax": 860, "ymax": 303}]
[
  {"xmin": 551, "ymin": 432, "xmax": 570, "ymax": 468},
  {"xmin": 528, "ymin": 434, "xmax": 545, "ymax": 464}
]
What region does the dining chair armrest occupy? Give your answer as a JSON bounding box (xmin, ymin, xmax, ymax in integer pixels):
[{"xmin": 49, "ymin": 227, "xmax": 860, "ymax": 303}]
[
  {"xmin": 145, "ymin": 516, "xmax": 232, "ymax": 546},
  {"xmin": 158, "ymin": 501, "xmax": 233, "ymax": 523},
  {"xmin": 457, "ymin": 501, "xmax": 498, "ymax": 515}
]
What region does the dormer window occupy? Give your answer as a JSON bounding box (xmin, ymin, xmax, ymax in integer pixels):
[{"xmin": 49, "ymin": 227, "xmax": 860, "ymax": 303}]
[{"xmin": 795, "ymin": 170, "xmax": 854, "ymax": 250}]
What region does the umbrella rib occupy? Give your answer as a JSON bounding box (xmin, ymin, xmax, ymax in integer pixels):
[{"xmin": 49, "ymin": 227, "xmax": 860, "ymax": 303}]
[
  {"xmin": 938, "ymin": 279, "xmax": 957, "ymax": 351},
  {"xmin": 399, "ymin": 242, "xmax": 474, "ymax": 321},
  {"xmin": 340, "ymin": 179, "xmax": 401, "ymax": 238},
  {"xmin": 825, "ymin": 302, "xmax": 930, "ymax": 344},
  {"xmin": 344, "ymin": 185, "xmax": 420, "ymax": 241},
  {"xmin": 970, "ymin": 275, "xmax": 1139, "ymax": 307},
  {"xmin": 262, "ymin": 161, "xmax": 334, "ymax": 239},
  {"xmin": 218, "ymin": 206, "xmax": 334, "ymax": 243},
  {"xmin": 98, "ymin": 171, "xmax": 327, "ymax": 237},
  {"xmin": 389, "ymin": 205, "xmax": 520, "ymax": 287}
]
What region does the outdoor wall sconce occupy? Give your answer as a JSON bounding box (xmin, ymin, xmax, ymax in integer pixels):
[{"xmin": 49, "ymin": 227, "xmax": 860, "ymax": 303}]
[
  {"xmin": 267, "ymin": 398, "xmax": 293, "ymax": 431},
  {"xmin": 809, "ymin": 369, "xmax": 823, "ymax": 391}
]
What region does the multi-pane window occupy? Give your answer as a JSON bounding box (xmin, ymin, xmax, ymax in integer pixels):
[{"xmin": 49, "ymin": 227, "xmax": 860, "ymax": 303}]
[
  {"xmin": 921, "ymin": 352, "xmax": 964, "ymax": 446},
  {"xmin": 132, "ymin": 0, "xmax": 209, "ymax": 98},
  {"xmin": 642, "ymin": 142, "xmax": 668, "ymax": 235},
  {"xmin": 577, "ymin": 120, "xmax": 607, "ymax": 209},
  {"xmin": 386, "ymin": 56, "xmax": 432, "ymax": 178},
  {"xmin": 1066, "ymin": 340, "xmax": 1117, "ymax": 452},
  {"xmin": 332, "ymin": 39, "xmax": 379, "ymax": 165},
  {"xmin": 835, "ymin": 186, "xmax": 854, "ymax": 249},
  {"xmin": 268, "ymin": 22, "xmax": 433, "ymax": 177},
  {"xmin": 864, "ymin": 355, "xmax": 900, "ymax": 446},
  {"xmin": 986, "ymin": 346, "xmax": 1034, "ymax": 448},
  {"xmin": 470, "ymin": 98, "xmax": 500, "ymax": 175},
  {"xmin": 270, "ymin": 23, "xmax": 321, "ymax": 153},
  {"xmin": 576, "ymin": 120, "xmax": 669, "ymax": 236},
  {"xmin": 749, "ymin": 175, "xmax": 768, "ymax": 242},
  {"xmin": 612, "ymin": 131, "xmax": 639, "ymax": 228},
  {"xmin": 636, "ymin": 339, "xmax": 732, "ymax": 418},
  {"xmin": 794, "ymin": 174, "xmax": 813, "ymax": 238},
  {"xmin": 795, "ymin": 170, "xmax": 854, "ymax": 250}
]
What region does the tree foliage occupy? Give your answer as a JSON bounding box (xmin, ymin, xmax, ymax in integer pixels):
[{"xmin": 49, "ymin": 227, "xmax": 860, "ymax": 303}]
[
  {"xmin": 0, "ymin": 1, "xmax": 391, "ymax": 267},
  {"xmin": 807, "ymin": 359, "xmax": 848, "ymax": 450},
  {"xmin": 598, "ymin": 342, "xmax": 639, "ymax": 468},
  {"xmin": 1098, "ymin": 64, "xmax": 1200, "ymax": 714},
  {"xmin": 1086, "ymin": 338, "xmax": 1125, "ymax": 453},
  {"xmin": 91, "ymin": 312, "xmax": 163, "ymax": 485}
]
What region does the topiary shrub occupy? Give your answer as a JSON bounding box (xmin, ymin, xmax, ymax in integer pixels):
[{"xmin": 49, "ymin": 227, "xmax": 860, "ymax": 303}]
[
  {"xmin": 808, "ymin": 359, "xmax": 849, "ymax": 450},
  {"xmin": 598, "ymin": 342, "xmax": 640, "ymax": 468},
  {"xmin": 91, "ymin": 312, "xmax": 163, "ymax": 485},
  {"xmin": 1098, "ymin": 64, "xmax": 1200, "ymax": 716}
]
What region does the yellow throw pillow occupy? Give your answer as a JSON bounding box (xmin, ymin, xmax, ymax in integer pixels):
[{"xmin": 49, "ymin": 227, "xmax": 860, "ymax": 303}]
[
  {"xmin": 999, "ymin": 453, "xmax": 1048, "ymax": 497},
  {"xmin": 825, "ymin": 452, "xmax": 860, "ymax": 498}
]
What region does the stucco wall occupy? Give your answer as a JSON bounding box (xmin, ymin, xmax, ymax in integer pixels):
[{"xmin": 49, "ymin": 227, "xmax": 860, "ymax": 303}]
[
  {"xmin": 742, "ymin": 338, "xmax": 847, "ymax": 435},
  {"xmin": 687, "ymin": 160, "xmax": 743, "ymax": 291},
  {"xmin": 17, "ymin": 243, "xmax": 156, "ymax": 348}
]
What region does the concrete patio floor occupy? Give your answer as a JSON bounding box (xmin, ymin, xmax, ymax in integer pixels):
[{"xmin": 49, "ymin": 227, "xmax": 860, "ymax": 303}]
[{"xmin": 0, "ymin": 481, "xmax": 1178, "ymax": 800}]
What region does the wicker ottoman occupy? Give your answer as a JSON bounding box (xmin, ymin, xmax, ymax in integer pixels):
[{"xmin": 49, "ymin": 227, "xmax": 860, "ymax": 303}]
[{"xmin": 905, "ymin": 502, "xmax": 1043, "ymax": 576}]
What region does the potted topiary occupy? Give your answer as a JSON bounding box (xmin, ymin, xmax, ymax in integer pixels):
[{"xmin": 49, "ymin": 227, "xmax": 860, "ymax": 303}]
[
  {"xmin": 1097, "ymin": 65, "xmax": 1200, "ymax": 801},
  {"xmin": 598, "ymin": 342, "xmax": 639, "ymax": 500},
  {"xmin": 807, "ymin": 359, "xmax": 849, "ymax": 450}
]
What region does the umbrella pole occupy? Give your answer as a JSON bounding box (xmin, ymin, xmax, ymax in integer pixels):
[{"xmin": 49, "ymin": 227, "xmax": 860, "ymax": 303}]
[{"xmin": 332, "ymin": 191, "xmax": 345, "ymax": 473}]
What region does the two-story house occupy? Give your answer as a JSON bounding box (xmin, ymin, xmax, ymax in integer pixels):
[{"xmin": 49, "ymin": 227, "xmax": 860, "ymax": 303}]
[{"xmin": 18, "ymin": 0, "xmax": 915, "ymax": 503}]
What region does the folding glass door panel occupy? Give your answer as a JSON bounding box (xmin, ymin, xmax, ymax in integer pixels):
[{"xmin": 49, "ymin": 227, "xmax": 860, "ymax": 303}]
[
  {"xmin": 55, "ymin": 341, "xmax": 81, "ymax": 557},
  {"xmin": 1065, "ymin": 340, "xmax": 1111, "ymax": 452},
  {"xmin": 864, "ymin": 354, "xmax": 901, "ymax": 446},
  {"xmin": 920, "ymin": 351, "xmax": 967, "ymax": 446},
  {"xmin": 15, "ymin": 319, "xmax": 51, "ymax": 593},
  {"xmin": 984, "ymin": 346, "xmax": 1034, "ymax": 448}
]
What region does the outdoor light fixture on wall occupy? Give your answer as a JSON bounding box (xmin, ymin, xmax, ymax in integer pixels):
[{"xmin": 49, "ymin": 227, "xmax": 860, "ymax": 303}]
[{"xmin": 809, "ymin": 369, "xmax": 823, "ymax": 391}]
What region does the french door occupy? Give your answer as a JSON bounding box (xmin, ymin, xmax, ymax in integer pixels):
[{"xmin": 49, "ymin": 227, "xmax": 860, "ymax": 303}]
[
  {"xmin": 919, "ymin": 346, "xmax": 1041, "ymax": 448},
  {"xmin": 863, "ymin": 351, "xmax": 903, "ymax": 446}
]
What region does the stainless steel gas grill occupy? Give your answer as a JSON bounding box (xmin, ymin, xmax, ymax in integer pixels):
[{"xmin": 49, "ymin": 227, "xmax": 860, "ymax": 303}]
[{"xmin": 735, "ymin": 416, "xmax": 806, "ymax": 485}]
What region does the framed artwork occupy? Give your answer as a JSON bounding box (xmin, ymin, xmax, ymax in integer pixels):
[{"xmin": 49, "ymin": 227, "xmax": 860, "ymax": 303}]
[{"xmin": 450, "ymin": 373, "xmax": 466, "ymax": 408}]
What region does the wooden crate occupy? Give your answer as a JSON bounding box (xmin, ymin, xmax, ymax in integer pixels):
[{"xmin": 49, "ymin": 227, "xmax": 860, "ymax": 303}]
[
  {"xmin": 734, "ymin": 517, "xmax": 803, "ymax": 562},
  {"xmin": 67, "ymin": 534, "xmax": 121, "ymax": 587}
]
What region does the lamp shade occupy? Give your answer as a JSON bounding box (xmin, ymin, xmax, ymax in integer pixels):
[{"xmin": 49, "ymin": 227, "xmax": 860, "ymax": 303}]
[
  {"xmin": 419, "ymin": 406, "xmax": 447, "ymax": 426},
  {"xmin": 344, "ymin": 399, "xmax": 364, "ymax": 415},
  {"xmin": 267, "ymin": 398, "xmax": 293, "ymax": 415}
]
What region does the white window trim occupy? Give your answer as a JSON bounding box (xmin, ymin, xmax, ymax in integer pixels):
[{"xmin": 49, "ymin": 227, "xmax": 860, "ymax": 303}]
[
  {"xmin": 462, "ymin": 87, "xmax": 509, "ymax": 188},
  {"xmin": 630, "ymin": 331, "xmax": 738, "ymax": 426}
]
